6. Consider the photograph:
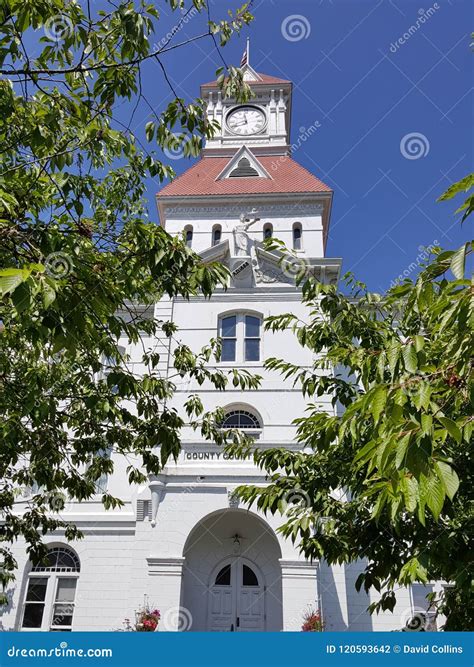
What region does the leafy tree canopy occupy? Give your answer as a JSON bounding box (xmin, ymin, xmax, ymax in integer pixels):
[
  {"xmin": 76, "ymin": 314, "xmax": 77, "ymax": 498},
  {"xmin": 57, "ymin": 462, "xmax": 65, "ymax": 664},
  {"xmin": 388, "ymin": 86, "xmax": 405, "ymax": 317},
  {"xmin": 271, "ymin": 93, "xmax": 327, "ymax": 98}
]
[{"xmin": 0, "ymin": 0, "xmax": 256, "ymax": 600}]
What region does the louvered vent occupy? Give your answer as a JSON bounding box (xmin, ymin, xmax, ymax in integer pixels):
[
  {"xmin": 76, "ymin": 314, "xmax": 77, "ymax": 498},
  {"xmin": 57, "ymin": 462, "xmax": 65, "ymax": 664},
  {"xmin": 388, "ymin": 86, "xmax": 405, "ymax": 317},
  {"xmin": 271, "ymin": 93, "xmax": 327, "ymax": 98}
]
[
  {"xmin": 136, "ymin": 499, "xmax": 152, "ymax": 521},
  {"xmin": 229, "ymin": 158, "xmax": 259, "ymax": 178}
]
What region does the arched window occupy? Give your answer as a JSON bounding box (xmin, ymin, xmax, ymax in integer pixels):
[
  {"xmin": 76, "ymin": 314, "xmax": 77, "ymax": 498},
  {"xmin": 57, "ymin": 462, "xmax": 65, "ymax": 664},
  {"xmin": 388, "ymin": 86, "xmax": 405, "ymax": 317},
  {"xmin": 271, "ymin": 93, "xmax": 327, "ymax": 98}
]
[
  {"xmin": 292, "ymin": 223, "xmax": 302, "ymax": 250},
  {"xmin": 184, "ymin": 226, "xmax": 193, "ymax": 248},
  {"xmin": 215, "ymin": 564, "xmax": 231, "ymax": 586},
  {"xmin": 263, "ymin": 223, "xmax": 273, "ymax": 240},
  {"xmin": 21, "ymin": 546, "xmax": 80, "ymax": 631},
  {"xmin": 212, "ymin": 224, "xmax": 222, "ymax": 246},
  {"xmin": 221, "ymin": 409, "xmax": 261, "ymax": 430},
  {"xmin": 31, "ymin": 547, "xmax": 80, "ymax": 573},
  {"xmin": 219, "ymin": 313, "xmax": 262, "ymax": 363},
  {"xmin": 242, "ymin": 564, "xmax": 259, "ymax": 587}
]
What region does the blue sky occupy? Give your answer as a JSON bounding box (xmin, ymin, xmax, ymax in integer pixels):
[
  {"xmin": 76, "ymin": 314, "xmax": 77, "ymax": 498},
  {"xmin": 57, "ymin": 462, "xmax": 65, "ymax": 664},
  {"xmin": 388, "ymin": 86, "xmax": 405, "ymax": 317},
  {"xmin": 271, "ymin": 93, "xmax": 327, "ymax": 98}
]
[{"xmin": 129, "ymin": 0, "xmax": 472, "ymax": 291}]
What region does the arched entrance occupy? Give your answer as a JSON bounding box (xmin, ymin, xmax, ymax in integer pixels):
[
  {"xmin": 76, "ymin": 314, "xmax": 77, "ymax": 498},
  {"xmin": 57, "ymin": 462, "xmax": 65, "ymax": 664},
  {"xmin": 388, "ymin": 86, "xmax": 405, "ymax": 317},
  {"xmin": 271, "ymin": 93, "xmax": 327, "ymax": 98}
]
[{"xmin": 180, "ymin": 509, "xmax": 283, "ymax": 632}]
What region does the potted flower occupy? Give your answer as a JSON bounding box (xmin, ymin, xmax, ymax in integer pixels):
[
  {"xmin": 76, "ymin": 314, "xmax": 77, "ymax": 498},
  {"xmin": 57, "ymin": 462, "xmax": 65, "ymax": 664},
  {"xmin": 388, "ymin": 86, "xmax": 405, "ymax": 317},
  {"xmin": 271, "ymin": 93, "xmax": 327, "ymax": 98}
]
[
  {"xmin": 136, "ymin": 606, "xmax": 161, "ymax": 632},
  {"xmin": 301, "ymin": 606, "xmax": 324, "ymax": 632},
  {"xmin": 123, "ymin": 602, "xmax": 161, "ymax": 631}
]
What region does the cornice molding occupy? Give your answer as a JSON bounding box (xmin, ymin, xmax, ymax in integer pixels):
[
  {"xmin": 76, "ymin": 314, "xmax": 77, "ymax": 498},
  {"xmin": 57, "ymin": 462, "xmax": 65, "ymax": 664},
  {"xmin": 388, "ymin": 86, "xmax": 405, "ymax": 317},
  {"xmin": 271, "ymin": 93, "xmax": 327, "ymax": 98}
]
[{"xmin": 160, "ymin": 200, "xmax": 326, "ymax": 219}]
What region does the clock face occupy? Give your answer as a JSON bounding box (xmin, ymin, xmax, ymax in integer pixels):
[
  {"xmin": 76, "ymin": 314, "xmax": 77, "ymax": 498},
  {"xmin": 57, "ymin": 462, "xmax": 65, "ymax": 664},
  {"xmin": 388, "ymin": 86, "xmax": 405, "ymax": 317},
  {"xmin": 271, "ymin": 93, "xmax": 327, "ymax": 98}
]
[{"xmin": 226, "ymin": 106, "xmax": 266, "ymax": 136}]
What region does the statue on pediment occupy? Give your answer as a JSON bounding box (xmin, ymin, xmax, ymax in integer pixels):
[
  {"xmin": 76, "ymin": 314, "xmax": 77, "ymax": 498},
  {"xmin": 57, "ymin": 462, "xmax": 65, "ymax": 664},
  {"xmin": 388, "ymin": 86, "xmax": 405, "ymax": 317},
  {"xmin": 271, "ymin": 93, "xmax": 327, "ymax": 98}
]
[{"xmin": 233, "ymin": 209, "xmax": 260, "ymax": 256}]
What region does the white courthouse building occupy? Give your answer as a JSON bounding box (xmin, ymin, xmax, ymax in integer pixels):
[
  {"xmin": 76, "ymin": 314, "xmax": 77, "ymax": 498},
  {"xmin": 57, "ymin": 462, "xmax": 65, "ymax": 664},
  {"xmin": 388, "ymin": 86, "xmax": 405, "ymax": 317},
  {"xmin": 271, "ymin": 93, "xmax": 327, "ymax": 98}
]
[{"xmin": 3, "ymin": 63, "xmax": 436, "ymax": 633}]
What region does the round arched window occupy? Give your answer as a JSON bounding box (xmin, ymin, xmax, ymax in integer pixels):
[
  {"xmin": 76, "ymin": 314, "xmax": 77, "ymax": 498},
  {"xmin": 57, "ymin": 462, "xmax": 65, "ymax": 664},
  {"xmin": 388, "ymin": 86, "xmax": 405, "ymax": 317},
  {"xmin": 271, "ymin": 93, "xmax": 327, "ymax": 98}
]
[
  {"xmin": 292, "ymin": 223, "xmax": 302, "ymax": 250},
  {"xmin": 221, "ymin": 410, "xmax": 261, "ymax": 430},
  {"xmin": 263, "ymin": 223, "xmax": 273, "ymax": 240},
  {"xmin": 212, "ymin": 225, "xmax": 222, "ymax": 246},
  {"xmin": 22, "ymin": 546, "xmax": 80, "ymax": 631},
  {"xmin": 32, "ymin": 546, "xmax": 80, "ymax": 573},
  {"xmin": 184, "ymin": 225, "xmax": 193, "ymax": 248}
]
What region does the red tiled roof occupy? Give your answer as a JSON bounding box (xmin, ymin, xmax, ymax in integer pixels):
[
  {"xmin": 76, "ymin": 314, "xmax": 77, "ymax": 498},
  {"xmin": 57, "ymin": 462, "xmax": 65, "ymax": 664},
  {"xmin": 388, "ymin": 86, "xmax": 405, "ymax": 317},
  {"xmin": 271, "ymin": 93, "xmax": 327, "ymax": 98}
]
[
  {"xmin": 202, "ymin": 72, "xmax": 291, "ymax": 87},
  {"xmin": 157, "ymin": 155, "xmax": 332, "ymax": 198}
]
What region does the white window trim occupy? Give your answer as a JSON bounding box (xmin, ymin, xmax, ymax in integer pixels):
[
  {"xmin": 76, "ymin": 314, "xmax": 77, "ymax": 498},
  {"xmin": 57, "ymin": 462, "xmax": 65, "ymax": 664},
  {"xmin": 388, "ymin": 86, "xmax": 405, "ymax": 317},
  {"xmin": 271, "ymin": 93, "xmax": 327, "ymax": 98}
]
[
  {"xmin": 20, "ymin": 572, "xmax": 80, "ymax": 632},
  {"xmin": 218, "ymin": 312, "xmax": 263, "ymax": 365},
  {"xmin": 292, "ymin": 222, "xmax": 303, "ymax": 251}
]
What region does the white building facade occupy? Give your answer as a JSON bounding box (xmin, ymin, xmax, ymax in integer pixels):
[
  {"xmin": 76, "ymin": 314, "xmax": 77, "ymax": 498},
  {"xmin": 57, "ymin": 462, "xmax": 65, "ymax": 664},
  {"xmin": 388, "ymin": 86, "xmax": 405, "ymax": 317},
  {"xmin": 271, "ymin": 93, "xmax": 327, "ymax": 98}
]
[{"xmin": 2, "ymin": 64, "xmax": 436, "ymax": 634}]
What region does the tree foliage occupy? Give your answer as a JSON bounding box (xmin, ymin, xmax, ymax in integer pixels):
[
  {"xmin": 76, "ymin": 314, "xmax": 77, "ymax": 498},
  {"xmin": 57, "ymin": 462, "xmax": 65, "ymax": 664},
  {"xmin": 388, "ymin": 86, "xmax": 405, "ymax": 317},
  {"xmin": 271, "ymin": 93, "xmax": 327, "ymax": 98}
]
[
  {"xmin": 233, "ymin": 198, "xmax": 473, "ymax": 630},
  {"xmin": 0, "ymin": 0, "xmax": 255, "ymax": 600}
]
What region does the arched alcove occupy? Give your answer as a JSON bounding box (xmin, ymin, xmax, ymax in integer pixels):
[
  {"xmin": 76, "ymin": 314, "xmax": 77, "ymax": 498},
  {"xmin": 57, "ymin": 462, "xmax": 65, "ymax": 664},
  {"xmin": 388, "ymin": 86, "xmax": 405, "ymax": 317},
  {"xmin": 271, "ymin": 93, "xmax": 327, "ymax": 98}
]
[{"xmin": 180, "ymin": 509, "xmax": 283, "ymax": 632}]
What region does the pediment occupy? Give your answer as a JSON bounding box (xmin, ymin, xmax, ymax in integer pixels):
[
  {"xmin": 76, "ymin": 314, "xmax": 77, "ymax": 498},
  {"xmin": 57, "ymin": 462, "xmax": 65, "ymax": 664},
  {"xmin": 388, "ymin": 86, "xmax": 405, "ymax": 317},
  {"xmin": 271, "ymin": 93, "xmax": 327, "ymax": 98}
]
[{"xmin": 241, "ymin": 64, "xmax": 262, "ymax": 82}]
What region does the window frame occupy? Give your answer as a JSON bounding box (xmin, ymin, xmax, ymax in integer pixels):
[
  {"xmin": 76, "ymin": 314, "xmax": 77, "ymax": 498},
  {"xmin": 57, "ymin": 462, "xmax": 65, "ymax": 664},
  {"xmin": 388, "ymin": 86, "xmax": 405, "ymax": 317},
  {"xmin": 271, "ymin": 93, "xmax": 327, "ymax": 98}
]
[
  {"xmin": 184, "ymin": 225, "xmax": 193, "ymax": 248},
  {"xmin": 212, "ymin": 224, "xmax": 222, "ymax": 246},
  {"xmin": 292, "ymin": 222, "xmax": 303, "ymax": 250},
  {"xmin": 20, "ymin": 547, "xmax": 80, "ymax": 632},
  {"xmin": 263, "ymin": 223, "xmax": 273, "ymax": 240},
  {"xmin": 218, "ymin": 312, "xmax": 263, "ymax": 365},
  {"xmin": 92, "ymin": 447, "xmax": 112, "ymax": 495}
]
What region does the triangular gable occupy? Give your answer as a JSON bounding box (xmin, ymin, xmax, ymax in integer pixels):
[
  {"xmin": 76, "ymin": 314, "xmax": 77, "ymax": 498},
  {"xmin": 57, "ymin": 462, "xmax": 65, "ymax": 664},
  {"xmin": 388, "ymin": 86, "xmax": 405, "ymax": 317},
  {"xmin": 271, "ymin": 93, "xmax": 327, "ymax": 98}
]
[
  {"xmin": 216, "ymin": 147, "xmax": 273, "ymax": 181},
  {"xmin": 241, "ymin": 64, "xmax": 262, "ymax": 82}
]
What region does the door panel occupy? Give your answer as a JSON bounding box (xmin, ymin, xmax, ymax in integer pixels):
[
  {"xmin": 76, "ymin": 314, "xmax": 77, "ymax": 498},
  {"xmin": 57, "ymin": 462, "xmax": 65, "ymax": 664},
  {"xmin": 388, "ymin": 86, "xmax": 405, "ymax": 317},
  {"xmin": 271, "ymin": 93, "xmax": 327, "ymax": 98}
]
[
  {"xmin": 208, "ymin": 559, "xmax": 265, "ymax": 632},
  {"xmin": 209, "ymin": 590, "xmax": 233, "ymax": 630},
  {"xmin": 238, "ymin": 564, "xmax": 264, "ymax": 631}
]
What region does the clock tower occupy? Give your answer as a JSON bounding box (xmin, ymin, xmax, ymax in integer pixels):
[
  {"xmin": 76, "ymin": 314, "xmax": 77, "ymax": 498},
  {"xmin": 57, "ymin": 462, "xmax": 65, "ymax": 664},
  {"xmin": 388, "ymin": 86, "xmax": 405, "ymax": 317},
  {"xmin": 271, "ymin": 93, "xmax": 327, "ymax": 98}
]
[
  {"xmin": 201, "ymin": 61, "xmax": 292, "ymax": 155},
  {"xmin": 152, "ymin": 56, "xmax": 344, "ymax": 632}
]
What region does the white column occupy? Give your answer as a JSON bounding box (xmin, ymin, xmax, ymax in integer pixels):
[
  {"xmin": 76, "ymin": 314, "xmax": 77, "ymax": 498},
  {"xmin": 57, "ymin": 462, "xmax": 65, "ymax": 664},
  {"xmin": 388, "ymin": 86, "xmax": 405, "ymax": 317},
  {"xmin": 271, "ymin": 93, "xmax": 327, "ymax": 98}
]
[
  {"xmin": 279, "ymin": 559, "xmax": 319, "ymax": 631},
  {"xmin": 207, "ymin": 91, "xmax": 215, "ymax": 122},
  {"xmin": 146, "ymin": 557, "xmax": 185, "ymax": 631},
  {"xmin": 276, "ymin": 89, "xmax": 287, "ymax": 138},
  {"xmin": 215, "ymin": 91, "xmax": 223, "ymax": 138},
  {"xmin": 269, "ymin": 89, "xmax": 277, "ymax": 136}
]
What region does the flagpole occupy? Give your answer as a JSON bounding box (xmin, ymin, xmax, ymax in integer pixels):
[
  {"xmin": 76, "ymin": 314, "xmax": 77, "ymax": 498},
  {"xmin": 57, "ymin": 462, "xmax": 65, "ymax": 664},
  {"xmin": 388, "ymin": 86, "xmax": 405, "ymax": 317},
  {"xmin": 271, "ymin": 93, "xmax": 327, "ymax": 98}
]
[{"xmin": 247, "ymin": 37, "xmax": 250, "ymax": 66}]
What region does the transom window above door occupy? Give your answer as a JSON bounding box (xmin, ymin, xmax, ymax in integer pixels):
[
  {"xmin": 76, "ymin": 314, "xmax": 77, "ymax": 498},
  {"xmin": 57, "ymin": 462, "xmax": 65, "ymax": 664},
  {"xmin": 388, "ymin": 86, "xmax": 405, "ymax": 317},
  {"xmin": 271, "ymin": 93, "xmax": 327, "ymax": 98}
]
[{"xmin": 219, "ymin": 313, "xmax": 262, "ymax": 363}]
